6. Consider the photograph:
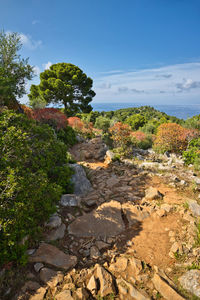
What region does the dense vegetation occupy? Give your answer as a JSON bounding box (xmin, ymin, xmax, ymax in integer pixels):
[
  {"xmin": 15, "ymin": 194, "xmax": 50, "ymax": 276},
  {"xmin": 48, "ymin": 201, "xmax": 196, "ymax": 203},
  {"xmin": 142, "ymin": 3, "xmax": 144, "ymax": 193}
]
[{"xmin": 0, "ymin": 109, "xmax": 75, "ymax": 265}]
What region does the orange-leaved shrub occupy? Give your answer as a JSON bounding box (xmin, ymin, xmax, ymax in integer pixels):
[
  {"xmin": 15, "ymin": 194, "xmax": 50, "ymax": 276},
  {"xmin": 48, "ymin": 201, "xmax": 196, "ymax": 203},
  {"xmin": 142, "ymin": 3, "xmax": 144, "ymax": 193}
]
[
  {"xmin": 109, "ymin": 122, "xmax": 132, "ymax": 149},
  {"xmin": 67, "ymin": 117, "xmax": 84, "ymax": 130},
  {"xmin": 33, "ymin": 108, "xmax": 68, "ymax": 129},
  {"xmin": 153, "ymin": 123, "xmax": 189, "ymax": 153},
  {"xmin": 21, "ymin": 105, "xmax": 35, "ymax": 119},
  {"xmin": 67, "ymin": 117, "xmax": 94, "ymax": 138}
]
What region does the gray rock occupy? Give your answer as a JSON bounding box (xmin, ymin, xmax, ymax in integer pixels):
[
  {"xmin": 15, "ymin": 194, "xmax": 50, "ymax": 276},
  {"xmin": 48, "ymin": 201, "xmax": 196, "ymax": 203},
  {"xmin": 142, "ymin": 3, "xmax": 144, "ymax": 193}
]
[
  {"xmin": 29, "ymin": 243, "xmax": 77, "ymax": 270},
  {"xmin": 39, "ymin": 267, "xmax": 58, "ymax": 283},
  {"xmin": 45, "ymin": 214, "xmax": 62, "ymax": 229},
  {"xmin": 90, "ymin": 246, "xmax": 100, "ymax": 259},
  {"xmin": 69, "ymin": 164, "xmax": 92, "ymax": 195},
  {"xmin": 179, "ymin": 270, "xmax": 200, "ymax": 297},
  {"xmin": 105, "ymin": 150, "xmax": 115, "ymax": 161},
  {"xmin": 45, "ymin": 223, "xmax": 66, "ymax": 242},
  {"xmin": 34, "ymin": 263, "xmax": 44, "ymax": 273},
  {"xmin": 188, "ymin": 200, "xmax": 200, "ymax": 217},
  {"xmin": 60, "ymin": 194, "xmax": 80, "ymax": 207}
]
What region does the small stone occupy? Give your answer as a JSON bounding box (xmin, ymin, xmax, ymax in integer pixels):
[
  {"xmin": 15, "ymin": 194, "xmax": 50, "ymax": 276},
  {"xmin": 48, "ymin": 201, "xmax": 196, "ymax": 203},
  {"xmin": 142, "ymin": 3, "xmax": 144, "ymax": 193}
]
[
  {"xmin": 170, "ymin": 242, "xmax": 179, "ymax": 253},
  {"xmin": 90, "ymin": 246, "xmax": 100, "ymax": 259},
  {"xmin": 34, "ymin": 263, "xmax": 44, "ymax": 273},
  {"xmin": 161, "ymin": 204, "xmax": 172, "ymax": 213},
  {"xmin": 109, "ymin": 256, "xmax": 128, "ymax": 273},
  {"xmin": 55, "ymin": 289, "xmax": 73, "ymax": 300},
  {"xmin": 117, "ymin": 278, "xmax": 150, "ymax": 300},
  {"xmin": 145, "ymin": 187, "xmax": 163, "ymax": 200},
  {"xmin": 156, "ymin": 208, "xmax": 166, "ymax": 217},
  {"xmin": 75, "ymin": 287, "xmax": 89, "ymax": 300},
  {"xmin": 129, "ymin": 257, "xmax": 143, "ymax": 276},
  {"xmin": 87, "ymin": 275, "xmax": 97, "ymax": 295},
  {"xmin": 39, "ymin": 267, "xmax": 57, "ymax": 283},
  {"xmin": 169, "ymin": 231, "xmax": 175, "ymax": 237},
  {"xmin": 96, "ymin": 265, "xmax": 115, "ymax": 297},
  {"xmin": 27, "ymin": 249, "xmax": 36, "ymax": 255},
  {"xmin": 29, "ymin": 287, "xmax": 47, "ymax": 300},
  {"xmin": 21, "ymin": 281, "xmax": 41, "ymax": 292},
  {"xmin": 45, "ymin": 223, "xmax": 66, "ymax": 242},
  {"xmin": 95, "ymin": 241, "xmax": 109, "ymax": 250},
  {"xmin": 60, "ymin": 194, "xmax": 80, "ymax": 207},
  {"xmin": 45, "ymin": 215, "xmax": 62, "ymax": 228}
]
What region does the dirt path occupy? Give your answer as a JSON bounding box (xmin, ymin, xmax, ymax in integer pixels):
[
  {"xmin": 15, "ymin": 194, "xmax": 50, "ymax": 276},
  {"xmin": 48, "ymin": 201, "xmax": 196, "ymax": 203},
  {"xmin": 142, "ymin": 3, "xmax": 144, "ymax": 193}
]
[{"xmin": 10, "ymin": 141, "xmax": 198, "ymax": 300}]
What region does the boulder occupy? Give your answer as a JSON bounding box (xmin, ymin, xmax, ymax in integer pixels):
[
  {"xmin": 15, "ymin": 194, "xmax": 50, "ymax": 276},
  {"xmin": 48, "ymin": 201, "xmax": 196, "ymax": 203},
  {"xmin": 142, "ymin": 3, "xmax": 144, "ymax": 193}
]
[
  {"xmin": 179, "ymin": 270, "xmax": 200, "ymax": 298},
  {"xmin": 188, "ymin": 200, "xmax": 200, "ymax": 217},
  {"xmin": 69, "ymin": 164, "xmax": 92, "ymax": 195}
]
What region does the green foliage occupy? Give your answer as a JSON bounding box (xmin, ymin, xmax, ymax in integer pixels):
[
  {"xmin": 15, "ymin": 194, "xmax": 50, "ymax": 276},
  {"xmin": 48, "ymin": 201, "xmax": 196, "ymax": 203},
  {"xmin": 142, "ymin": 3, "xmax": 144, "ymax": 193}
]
[
  {"xmin": 28, "ymin": 63, "xmax": 95, "ymax": 116},
  {"xmin": 95, "ymin": 116, "xmax": 111, "ymax": 132},
  {"xmin": 183, "ymin": 138, "xmax": 200, "ymax": 169},
  {"xmin": 57, "ymin": 125, "xmax": 77, "ymax": 146},
  {"xmin": 0, "ymin": 109, "xmax": 73, "ymax": 265},
  {"xmin": 125, "ymin": 114, "xmax": 146, "ymax": 130},
  {"xmin": 0, "ymin": 30, "xmax": 33, "ymax": 107},
  {"xmin": 136, "ymin": 134, "xmax": 152, "ymax": 149},
  {"xmin": 185, "ymin": 115, "xmax": 200, "ymax": 130}
]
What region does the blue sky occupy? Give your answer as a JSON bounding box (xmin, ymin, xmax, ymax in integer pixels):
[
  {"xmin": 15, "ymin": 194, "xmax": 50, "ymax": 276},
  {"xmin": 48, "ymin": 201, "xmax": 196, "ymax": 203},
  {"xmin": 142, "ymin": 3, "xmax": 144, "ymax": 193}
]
[{"xmin": 1, "ymin": 0, "xmax": 200, "ymax": 105}]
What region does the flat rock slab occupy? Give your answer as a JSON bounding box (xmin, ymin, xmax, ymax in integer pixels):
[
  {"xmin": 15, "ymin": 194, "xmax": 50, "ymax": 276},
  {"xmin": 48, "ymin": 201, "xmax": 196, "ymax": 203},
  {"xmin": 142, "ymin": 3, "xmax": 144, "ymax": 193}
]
[
  {"xmin": 179, "ymin": 270, "xmax": 200, "ymax": 297},
  {"xmin": 29, "ymin": 243, "xmax": 77, "ymax": 271},
  {"xmin": 68, "ymin": 200, "xmax": 124, "ymax": 237}
]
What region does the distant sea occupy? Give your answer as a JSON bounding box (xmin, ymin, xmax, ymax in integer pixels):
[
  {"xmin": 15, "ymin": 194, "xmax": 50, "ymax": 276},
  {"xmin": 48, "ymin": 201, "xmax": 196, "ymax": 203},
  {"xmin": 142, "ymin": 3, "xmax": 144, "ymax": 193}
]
[{"xmin": 92, "ymin": 102, "xmax": 200, "ymax": 120}]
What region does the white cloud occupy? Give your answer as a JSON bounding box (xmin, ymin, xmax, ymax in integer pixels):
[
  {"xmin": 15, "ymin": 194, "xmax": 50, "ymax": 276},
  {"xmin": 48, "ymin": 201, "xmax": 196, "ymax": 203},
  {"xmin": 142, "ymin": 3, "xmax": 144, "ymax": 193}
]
[
  {"xmin": 93, "ymin": 62, "xmax": 200, "ymax": 104},
  {"xmin": 43, "ymin": 61, "xmax": 52, "ymax": 70},
  {"xmin": 33, "ymin": 65, "xmax": 40, "ymax": 76},
  {"xmin": 19, "ymin": 33, "xmax": 42, "ymax": 50}
]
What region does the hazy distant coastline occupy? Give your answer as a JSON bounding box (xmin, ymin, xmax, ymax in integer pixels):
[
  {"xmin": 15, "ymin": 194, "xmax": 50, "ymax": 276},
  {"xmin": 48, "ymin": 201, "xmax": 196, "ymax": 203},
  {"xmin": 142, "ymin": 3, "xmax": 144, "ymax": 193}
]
[{"xmin": 92, "ymin": 102, "xmax": 200, "ymax": 120}]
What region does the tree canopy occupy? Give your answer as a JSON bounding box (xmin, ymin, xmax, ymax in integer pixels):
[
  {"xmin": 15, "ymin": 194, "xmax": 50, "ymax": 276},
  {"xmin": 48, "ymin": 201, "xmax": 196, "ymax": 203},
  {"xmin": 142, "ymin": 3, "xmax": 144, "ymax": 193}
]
[
  {"xmin": 0, "ymin": 30, "xmax": 34, "ymax": 108},
  {"xmin": 28, "ymin": 63, "xmax": 96, "ymax": 116}
]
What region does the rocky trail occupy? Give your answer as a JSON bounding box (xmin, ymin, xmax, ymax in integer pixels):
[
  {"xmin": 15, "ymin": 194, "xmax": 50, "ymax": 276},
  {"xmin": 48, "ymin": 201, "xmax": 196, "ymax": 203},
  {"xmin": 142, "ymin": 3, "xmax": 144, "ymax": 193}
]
[{"xmin": 4, "ymin": 138, "xmax": 200, "ymax": 300}]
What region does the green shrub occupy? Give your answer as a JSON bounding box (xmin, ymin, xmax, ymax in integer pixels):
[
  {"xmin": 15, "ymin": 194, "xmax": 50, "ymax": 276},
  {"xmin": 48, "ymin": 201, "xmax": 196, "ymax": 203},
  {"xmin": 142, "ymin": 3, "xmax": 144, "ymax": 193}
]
[
  {"xmin": 57, "ymin": 125, "xmax": 77, "ymax": 146},
  {"xmin": 183, "ymin": 138, "xmax": 200, "ymax": 170},
  {"xmin": 94, "ymin": 116, "xmax": 111, "ymax": 132},
  {"xmin": 0, "ymin": 109, "xmax": 73, "ymax": 265}
]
